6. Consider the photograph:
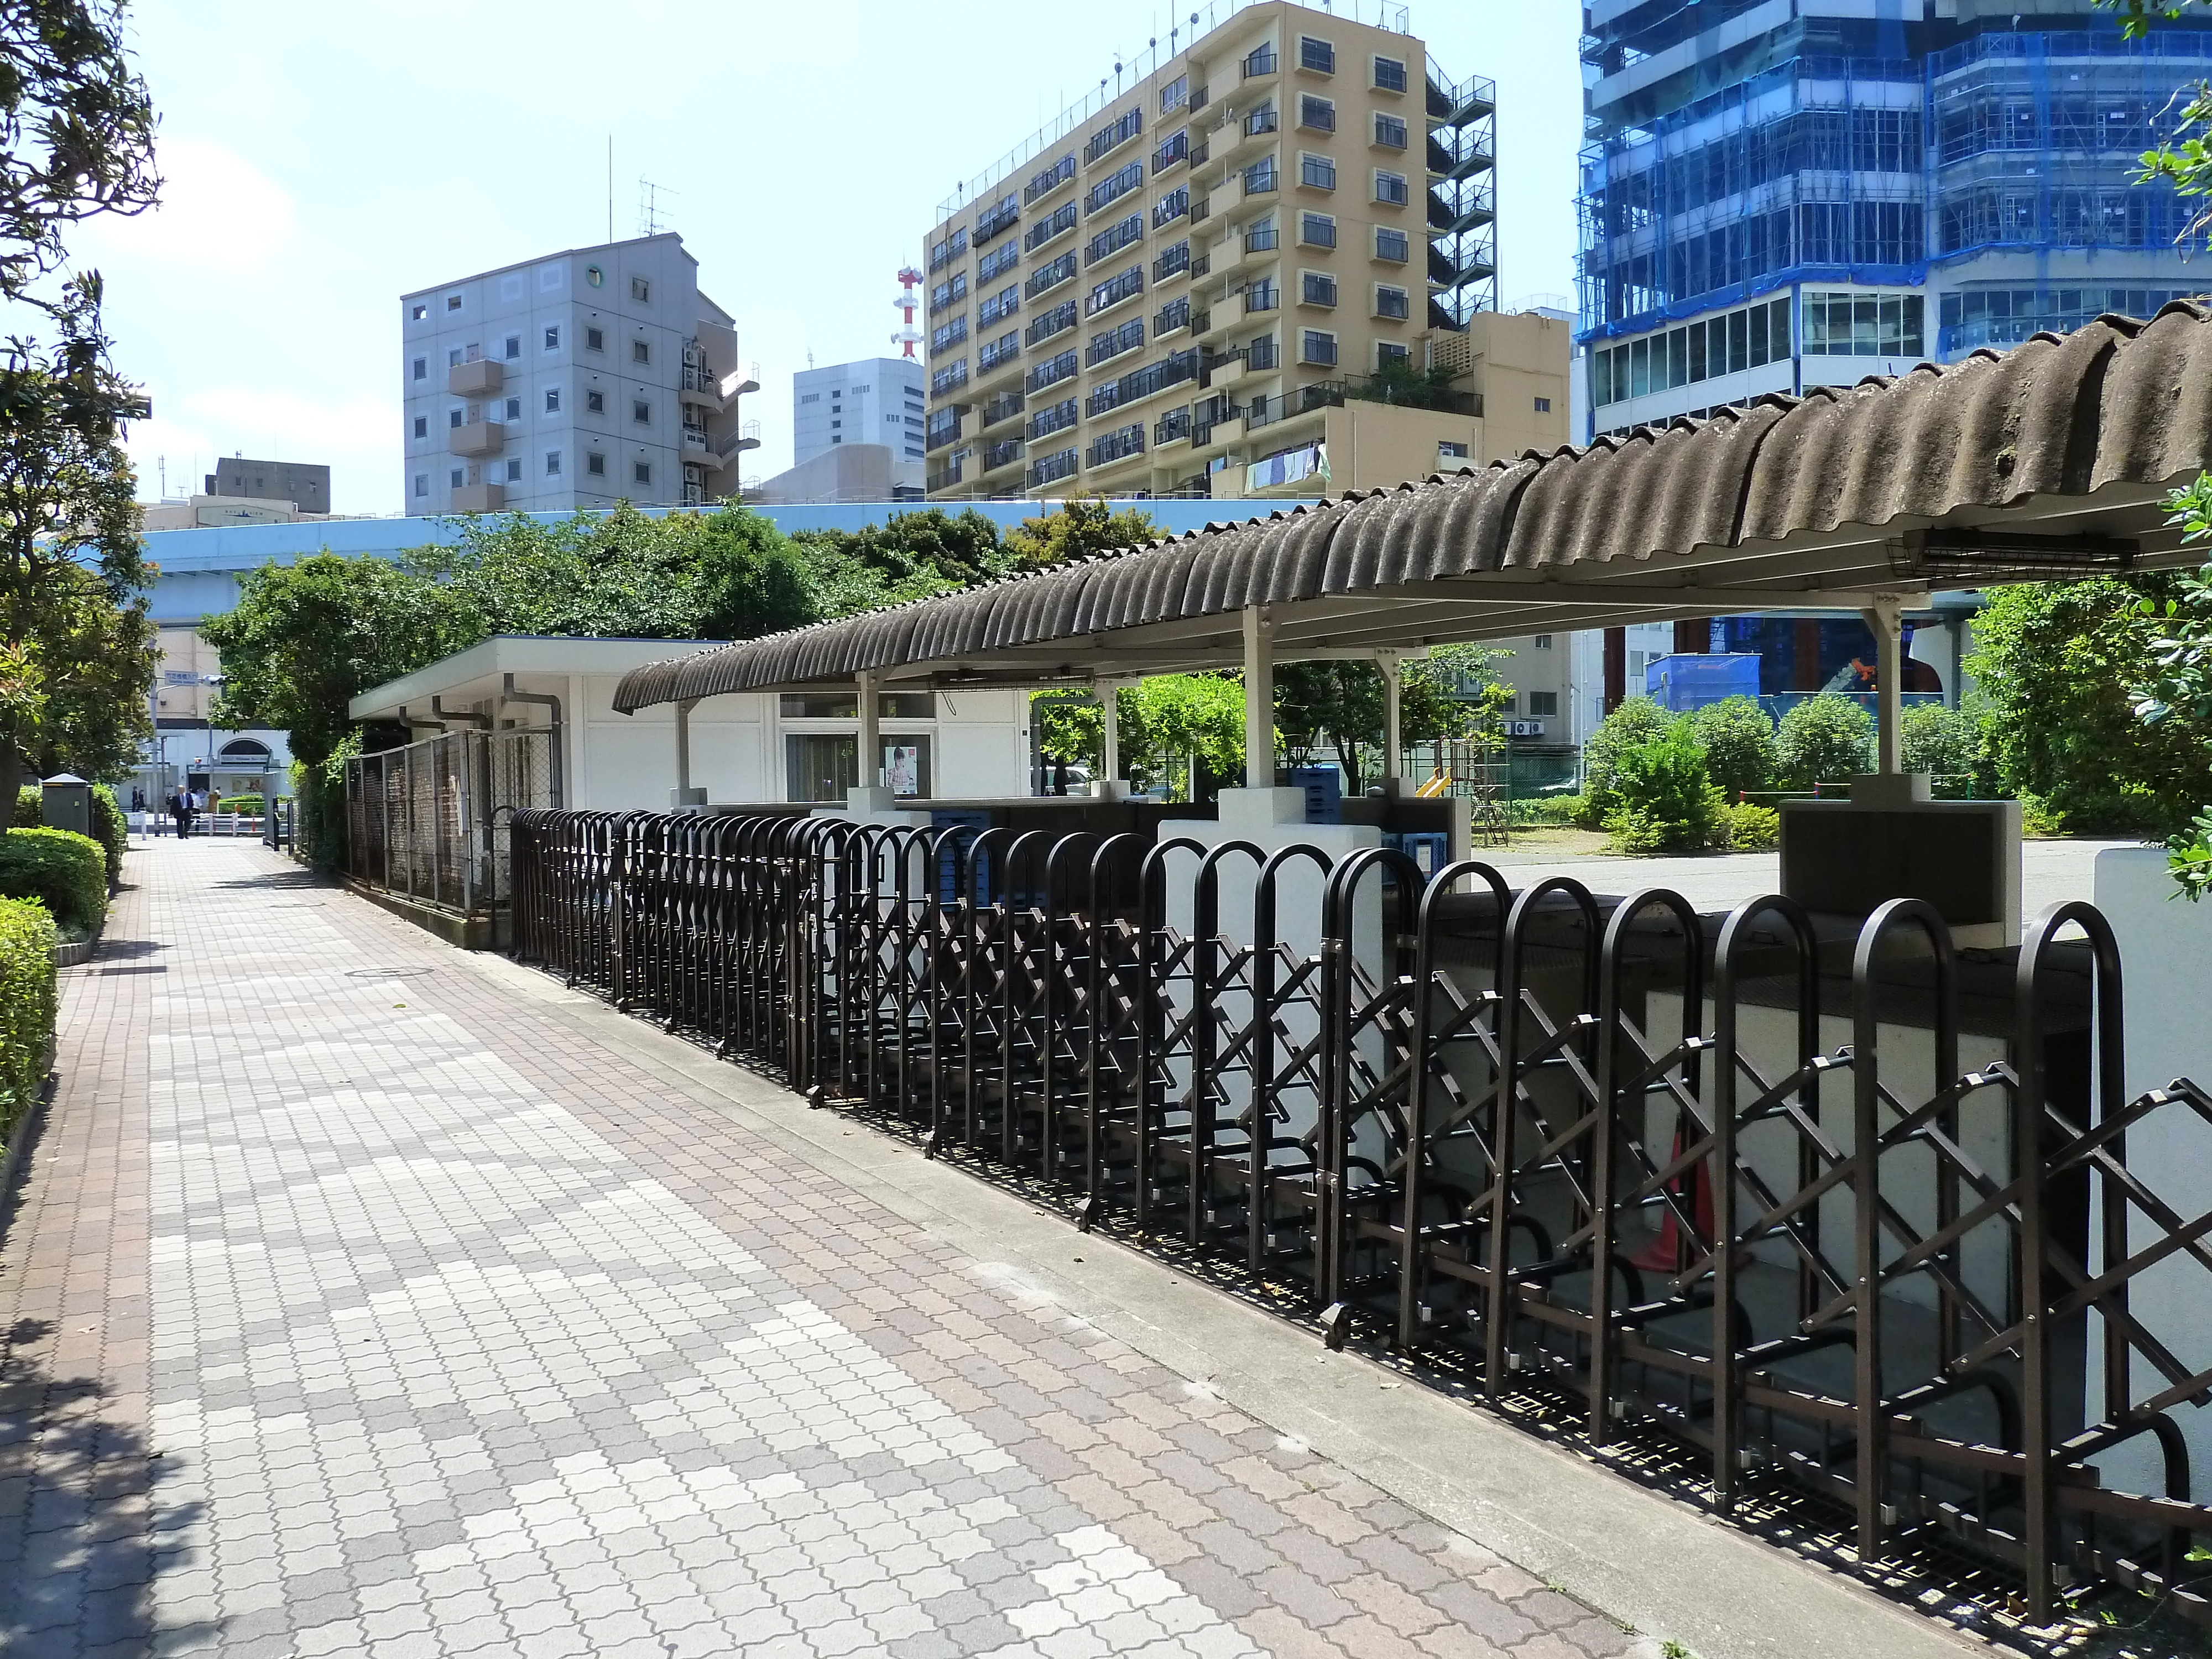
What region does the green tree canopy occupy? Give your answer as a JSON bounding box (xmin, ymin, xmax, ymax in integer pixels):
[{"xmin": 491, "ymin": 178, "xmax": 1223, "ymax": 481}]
[
  {"xmin": 1687, "ymin": 695, "xmax": 1778, "ymax": 799},
  {"xmin": 1775, "ymin": 695, "xmax": 1874, "ymax": 790},
  {"xmin": 1002, "ymin": 497, "xmax": 1160, "ymax": 568}
]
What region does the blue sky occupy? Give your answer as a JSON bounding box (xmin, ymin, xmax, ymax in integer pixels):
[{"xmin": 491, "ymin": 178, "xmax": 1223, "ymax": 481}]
[{"xmin": 69, "ymin": 1, "xmax": 1585, "ymax": 516}]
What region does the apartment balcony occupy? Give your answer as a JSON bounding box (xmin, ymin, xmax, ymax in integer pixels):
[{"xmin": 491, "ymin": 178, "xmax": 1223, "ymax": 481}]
[
  {"xmin": 1203, "ymin": 348, "xmax": 1250, "ymax": 390},
  {"xmin": 1152, "ymin": 407, "xmax": 1193, "ymax": 450},
  {"xmin": 981, "ymin": 436, "xmax": 1025, "ymax": 476},
  {"xmin": 1212, "ymin": 225, "xmax": 1279, "ymax": 276},
  {"xmin": 448, "ymin": 420, "xmax": 505, "ymax": 456},
  {"xmin": 1212, "ymin": 107, "xmax": 1278, "ymax": 166},
  {"xmin": 978, "ymin": 389, "xmax": 1026, "ymax": 430},
  {"xmin": 448, "ymin": 359, "xmax": 503, "ymax": 397},
  {"xmin": 1240, "ymin": 44, "xmax": 1277, "ymax": 82},
  {"xmin": 450, "ymin": 481, "xmax": 505, "ymax": 513},
  {"xmin": 927, "ymin": 458, "xmax": 964, "ymax": 494},
  {"xmin": 680, "ymin": 363, "xmax": 726, "ymax": 407},
  {"xmin": 682, "ymin": 425, "xmax": 710, "ymax": 456},
  {"xmin": 1190, "ymin": 412, "xmax": 1244, "ymax": 453}
]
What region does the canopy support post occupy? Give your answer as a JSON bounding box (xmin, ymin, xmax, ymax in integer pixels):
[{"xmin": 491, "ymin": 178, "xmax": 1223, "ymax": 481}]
[
  {"xmin": 1861, "ymin": 597, "xmax": 1905, "ymax": 775},
  {"xmin": 1379, "ymin": 651, "xmax": 1404, "ymax": 789},
  {"xmin": 672, "ymin": 697, "xmax": 702, "ymax": 807},
  {"xmin": 857, "ymin": 671, "xmax": 880, "ymax": 786},
  {"xmin": 1243, "ymin": 607, "xmax": 1274, "ymax": 790},
  {"xmin": 1098, "ymin": 681, "xmax": 1121, "ymax": 785}
]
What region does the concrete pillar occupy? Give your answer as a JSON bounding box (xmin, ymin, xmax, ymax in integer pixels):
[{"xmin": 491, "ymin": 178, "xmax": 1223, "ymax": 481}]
[
  {"xmin": 857, "ymin": 671, "xmax": 880, "ymax": 786},
  {"xmin": 1243, "ymin": 607, "xmax": 1274, "ymax": 790},
  {"xmin": 1861, "ymin": 598, "xmax": 1904, "ymax": 774},
  {"xmin": 1379, "ymin": 652, "xmax": 1403, "ymax": 785},
  {"xmin": 671, "ymin": 698, "xmax": 705, "ymax": 808},
  {"xmin": 1099, "ymin": 681, "xmax": 1121, "ymax": 782}
]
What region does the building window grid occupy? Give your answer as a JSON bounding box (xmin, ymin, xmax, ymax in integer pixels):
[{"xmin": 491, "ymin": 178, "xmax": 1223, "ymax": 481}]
[
  {"xmin": 1374, "ymin": 226, "xmax": 1410, "ymax": 262},
  {"xmin": 1298, "ymin": 212, "xmax": 1337, "ymax": 248},
  {"xmin": 1374, "ymin": 113, "xmax": 1407, "ymax": 149}
]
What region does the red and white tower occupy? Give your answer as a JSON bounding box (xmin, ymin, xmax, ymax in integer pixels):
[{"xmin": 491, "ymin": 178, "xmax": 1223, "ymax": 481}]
[{"xmin": 891, "ymin": 266, "xmax": 924, "ymax": 358}]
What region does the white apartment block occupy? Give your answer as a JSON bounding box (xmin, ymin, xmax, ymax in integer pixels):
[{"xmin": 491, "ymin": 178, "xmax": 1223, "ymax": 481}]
[
  {"xmin": 795, "ymin": 357, "xmax": 927, "ymax": 473},
  {"xmin": 400, "ymin": 233, "xmax": 758, "ymax": 515}
]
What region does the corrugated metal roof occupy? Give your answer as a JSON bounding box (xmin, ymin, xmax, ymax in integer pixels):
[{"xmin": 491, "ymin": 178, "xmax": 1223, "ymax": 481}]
[{"xmin": 616, "ymin": 303, "xmax": 2212, "ymax": 712}]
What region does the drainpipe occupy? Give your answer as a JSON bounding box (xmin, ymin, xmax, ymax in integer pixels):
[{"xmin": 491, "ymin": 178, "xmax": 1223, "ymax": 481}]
[
  {"xmin": 500, "ymin": 675, "xmax": 565, "ymax": 807},
  {"xmin": 397, "ymin": 706, "xmax": 445, "ymax": 736},
  {"xmin": 431, "ymin": 696, "xmax": 491, "ymax": 729}
]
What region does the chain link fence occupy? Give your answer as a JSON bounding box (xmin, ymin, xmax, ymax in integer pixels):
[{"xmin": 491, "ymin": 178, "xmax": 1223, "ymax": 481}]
[{"xmin": 345, "ymin": 729, "xmax": 557, "ymax": 917}]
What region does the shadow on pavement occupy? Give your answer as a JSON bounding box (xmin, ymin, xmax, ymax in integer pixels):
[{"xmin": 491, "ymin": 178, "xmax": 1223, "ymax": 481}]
[{"xmin": 0, "ymin": 1318, "xmax": 208, "ymax": 1653}]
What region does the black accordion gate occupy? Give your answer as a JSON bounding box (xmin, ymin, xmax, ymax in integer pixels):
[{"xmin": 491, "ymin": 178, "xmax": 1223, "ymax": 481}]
[{"xmin": 509, "ymin": 807, "xmax": 2212, "ymax": 1632}]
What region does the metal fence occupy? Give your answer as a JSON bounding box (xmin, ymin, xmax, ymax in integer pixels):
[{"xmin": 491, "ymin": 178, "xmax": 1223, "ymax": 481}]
[
  {"xmin": 346, "ymin": 730, "xmax": 556, "ymax": 915},
  {"xmin": 508, "ymin": 808, "xmax": 2212, "ymax": 1632}
]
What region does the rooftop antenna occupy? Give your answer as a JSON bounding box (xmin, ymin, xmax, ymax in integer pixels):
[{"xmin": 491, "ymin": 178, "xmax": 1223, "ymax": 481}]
[
  {"xmin": 637, "ymin": 176, "xmax": 676, "ymax": 237},
  {"xmin": 606, "ymin": 135, "xmax": 613, "ymax": 243}
]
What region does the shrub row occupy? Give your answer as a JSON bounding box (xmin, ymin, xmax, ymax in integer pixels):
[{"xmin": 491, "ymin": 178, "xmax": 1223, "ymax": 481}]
[
  {"xmin": 13, "ymin": 784, "xmax": 127, "ymax": 886},
  {"xmin": 0, "ymin": 828, "xmax": 109, "ymax": 940},
  {"xmin": 0, "ymin": 896, "xmax": 56, "ymax": 1140}
]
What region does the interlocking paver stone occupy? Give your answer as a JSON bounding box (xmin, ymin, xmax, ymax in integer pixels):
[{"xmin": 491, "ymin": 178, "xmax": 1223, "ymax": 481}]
[{"xmin": 0, "ymin": 838, "xmax": 1654, "ymax": 1657}]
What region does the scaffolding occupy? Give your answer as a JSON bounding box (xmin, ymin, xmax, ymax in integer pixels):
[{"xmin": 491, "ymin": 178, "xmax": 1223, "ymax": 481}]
[{"xmin": 1575, "ymin": 18, "xmax": 2212, "ymax": 351}]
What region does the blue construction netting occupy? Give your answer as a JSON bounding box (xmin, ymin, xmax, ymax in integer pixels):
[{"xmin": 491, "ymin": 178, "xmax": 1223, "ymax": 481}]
[
  {"xmin": 1575, "ymin": 22, "xmax": 2212, "ymax": 348},
  {"xmin": 1643, "ymin": 653, "xmax": 1761, "ymax": 713}
]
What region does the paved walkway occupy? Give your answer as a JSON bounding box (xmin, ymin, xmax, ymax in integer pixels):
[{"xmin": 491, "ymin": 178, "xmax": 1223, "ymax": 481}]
[{"xmin": 0, "ymin": 839, "xmax": 1996, "ymax": 1659}]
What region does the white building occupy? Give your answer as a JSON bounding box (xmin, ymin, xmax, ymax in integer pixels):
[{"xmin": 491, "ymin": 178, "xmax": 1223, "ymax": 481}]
[
  {"xmin": 347, "ymin": 636, "xmax": 1029, "ymax": 812},
  {"xmin": 794, "ymin": 357, "xmax": 925, "ymax": 488},
  {"xmin": 399, "ymin": 233, "xmax": 758, "ymax": 516}
]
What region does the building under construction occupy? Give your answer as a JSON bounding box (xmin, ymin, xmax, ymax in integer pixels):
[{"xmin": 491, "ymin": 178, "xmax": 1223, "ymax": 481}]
[{"xmin": 1577, "ymin": 2, "xmax": 2212, "ymax": 441}]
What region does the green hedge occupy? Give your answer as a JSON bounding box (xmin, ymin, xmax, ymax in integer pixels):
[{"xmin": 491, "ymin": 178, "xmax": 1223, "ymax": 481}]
[
  {"xmin": 14, "ymin": 785, "xmax": 127, "ymax": 886},
  {"xmin": 0, "ymin": 896, "xmax": 56, "ymax": 1138},
  {"xmin": 216, "ymin": 793, "xmax": 265, "ymax": 813},
  {"xmin": 0, "ymin": 828, "xmax": 108, "ymax": 939}
]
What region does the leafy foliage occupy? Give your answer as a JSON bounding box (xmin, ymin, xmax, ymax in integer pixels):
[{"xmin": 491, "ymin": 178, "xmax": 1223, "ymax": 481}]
[
  {"xmin": 1001, "ymin": 497, "xmax": 1160, "ymax": 568},
  {"xmin": 1119, "ymin": 674, "xmax": 1247, "ymax": 799},
  {"xmin": 1688, "ymin": 696, "xmax": 1777, "ymax": 798},
  {"xmin": 1775, "ymin": 695, "xmax": 1874, "ymax": 789},
  {"xmin": 17, "ymin": 780, "xmax": 123, "ymax": 881},
  {"xmin": 1899, "ymin": 701, "xmax": 1985, "ymax": 785},
  {"xmin": 1601, "ymin": 725, "xmax": 1723, "ymax": 854},
  {"xmin": 1968, "ymin": 574, "xmax": 2211, "ymax": 833},
  {"xmin": 1718, "ymin": 800, "xmax": 1781, "ymax": 851},
  {"xmin": 0, "ymin": 823, "xmax": 104, "ymax": 936},
  {"xmin": 1578, "ymin": 696, "xmax": 1673, "ymax": 825},
  {"xmin": 0, "ymin": 894, "xmax": 55, "ymax": 1137},
  {"xmin": 0, "ymin": 273, "xmax": 152, "ymax": 786},
  {"xmin": 0, "ymin": 2, "xmax": 160, "ymax": 312}
]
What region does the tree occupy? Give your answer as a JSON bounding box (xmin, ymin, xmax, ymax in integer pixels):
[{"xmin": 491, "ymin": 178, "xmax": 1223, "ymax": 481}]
[
  {"xmin": 1275, "ymin": 661, "xmax": 1384, "ymax": 789},
  {"xmin": 19, "ymin": 560, "xmax": 152, "ymax": 779},
  {"xmin": 1604, "ymin": 724, "xmax": 1724, "ymax": 854},
  {"xmin": 1003, "ymin": 497, "xmax": 1161, "ymax": 567},
  {"xmin": 203, "ymin": 553, "xmax": 465, "ymax": 769},
  {"xmin": 1120, "ymin": 674, "xmax": 1246, "ymax": 800},
  {"xmin": 1965, "ymin": 574, "xmax": 2210, "ymax": 832},
  {"xmin": 1775, "ymin": 696, "xmax": 1874, "ymax": 790},
  {"xmin": 0, "ymin": 2, "xmax": 160, "ymax": 315},
  {"xmin": 1899, "ymin": 701, "xmax": 1985, "ymax": 787},
  {"xmin": 1579, "ymin": 696, "xmax": 1673, "ymax": 823},
  {"xmin": 1688, "ymin": 695, "xmax": 1777, "ymax": 799},
  {"xmin": 0, "ymin": 273, "xmax": 150, "ymax": 786}
]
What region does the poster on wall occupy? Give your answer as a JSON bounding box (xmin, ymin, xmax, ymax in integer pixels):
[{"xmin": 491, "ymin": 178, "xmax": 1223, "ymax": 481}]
[{"xmin": 886, "ymin": 745, "xmax": 922, "ymax": 796}]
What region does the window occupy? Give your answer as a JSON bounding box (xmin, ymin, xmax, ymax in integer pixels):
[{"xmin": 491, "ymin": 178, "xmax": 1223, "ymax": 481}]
[
  {"xmin": 1534, "ymin": 635, "xmax": 1553, "ymax": 649},
  {"xmin": 1300, "ymin": 153, "xmax": 1336, "ymax": 191},
  {"xmin": 410, "ymin": 303, "xmax": 427, "ymax": 321},
  {"xmin": 412, "ymin": 415, "xmax": 427, "ymax": 439},
  {"xmin": 1533, "ymin": 396, "xmax": 1552, "ymax": 413},
  {"xmin": 1160, "ymin": 73, "xmax": 1187, "ymax": 114},
  {"xmin": 1374, "ymin": 170, "xmax": 1408, "ymax": 205},
  {"xmin": 1373, "ymin": 113, "xmax": 1406, "ymax": 149},
  {"xmin": 1373, "ymin": 284, "xmax": 1407, "ymax": 319},
  {"xmin": 412, "ymin": 356, "xmax": 427, "ymax": 380},
  {"xmin": 449, "ymin": 409, "xmax": 463, "ymax": 428},
  {"xmin": 1243, "ymin": 156, "xmax": 1277, "ymax": 195},
  {"xmin": 1530, "ymin": 692, "xmax": 1559, "ymax": 718},
  {"xmin": 1298, "ymin": 95, "xmax": 1334, "ymax": 132},
  {"xmin": 632, "ymin": 398, "xmax": 650, "ymax": 424},
  {"xmin": 505, "ymin": 458, "xmax": 523, "ymax": 482},
  {"xmin": 1374, "ymin": 227, "xmax": 1408, "ymax": 263},
  {"xmin": 1377, "ymin": 340, "xmax": 1409, "ymax": 369},
  {"xmin": 1437, "ymin": 440, "xmax": 1469, "ymax": 460},
  {"xmin": 450, "ymin": 467, "xmax": 463, "ymax": 487},
  {"xmin": 1298, "ymin": 35, "xmax": 1334, "ymax": 74},
  {"xmin": 544, "ymin": 325, "xmax": 560, "ymax": 350},
  {"xmin": 800, "ymin": 392, "xmax": 819, "ymax": 404},
  {"xmin": 831, "ymin": 420, "xmax": 842, "ymax": 430},
  {"xmin": 413, "ymin": 473, "xmax": 427, "ymax": 498},
  {"xmin": 633, "ymin": 461, "xmax": 651, "ymax": 486},
  {"xmin": 504, "ymin": 334, "xmax": 521, "ymax": 359},
  {"xmin": 632, "ymin": 339, "xmax": 650, "ymax": 364},
  {"xmin": 585, "ymin": 327, "xmax": 605, "ymax": 352},
  {"xmin": 445, "ymin": 294, "xmax": 462, "ymax": 311},
  {"xmin": 1300, "ymin": 329, "xmax": 1337, "ymax": 366},
  {"xmin": 448, "ymin": 347, "xmax": 463, "ymax": 367},
  {"xmin": 1302, "ymin": 272, "xmax": 1338, "ymax": 307},
  {"xmin": 545, "ymin": 388, "xmax": 561, "ymax": 414},
  {"xmin": 586, "ymin": 389, "xmax": 605, "ymax": 414},
  {"xmin": 631, "ymin": 275, "xmax": 650, "ymax": 302},
  {"xmin": 1298, "ymin": 212, "xmax": 1335, "ymax": 248},
  {"xmin": 545, "ymin": 451, "xmax": 562, "ymax": 477},
  {"xmin": 1372, "ymin": 55, "xmax": 1407, "ymax": 92},
  {"xmin": 504, "ymin": 397, "xmax": 521, "ymax": 421},
  {"xmin": 586, "ymin": 452, "xmax": 606, "ymax": 477}
]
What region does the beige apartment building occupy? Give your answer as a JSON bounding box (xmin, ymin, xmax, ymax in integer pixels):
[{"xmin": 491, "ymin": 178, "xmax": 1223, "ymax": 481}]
[{"xmin": 921, "ymin": 1, "xmax": 1562, "ymax": 505}]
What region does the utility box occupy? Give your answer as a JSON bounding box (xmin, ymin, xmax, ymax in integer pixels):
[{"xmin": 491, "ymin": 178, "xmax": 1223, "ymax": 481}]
[
  {"xmin": 1290, "ymin": 765, "xmax": 1343, "ymax": 825},
  {"xmin": 40, "ymin": 773, "xmax": 93, "ymax": 840}
]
